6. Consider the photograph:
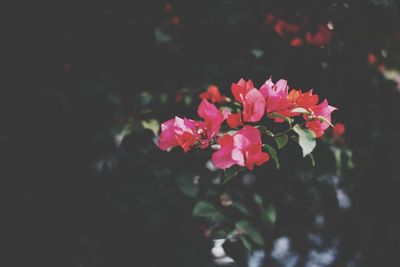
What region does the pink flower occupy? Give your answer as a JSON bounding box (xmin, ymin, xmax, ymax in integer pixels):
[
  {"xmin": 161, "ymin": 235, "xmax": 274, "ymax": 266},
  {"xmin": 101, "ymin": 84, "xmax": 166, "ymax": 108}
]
[
  {"xmin": 197, "ymin": 99, "xmax": 225, "ymax": 147},
  {"xmin": 306, "ymin": 99, "xmax": 337, "ymax": 137},
  {"xmin": 259, "ymin": 77, "xmax": 290, "ymax": 115},
  {"xmin": 158, "ymin": 116, "xmax": 198, "ymax": 152},
  {"xmin": 158, "ymin": 99, "xmax": 224, "ymax": 151},
  {"xmin": 211, "ymin": 126, "xmax": 269, "ymax": 170},
  {"xmin": 231, "ymin": 78, "xmax": 255, "ymax": 103},
  {"xmin": 242, "ymin": 89, "xmax": 266, "ymax": 122},
  {"xmin": 227, "ymin": 112, "xmax": 242, "ymax": 128}
]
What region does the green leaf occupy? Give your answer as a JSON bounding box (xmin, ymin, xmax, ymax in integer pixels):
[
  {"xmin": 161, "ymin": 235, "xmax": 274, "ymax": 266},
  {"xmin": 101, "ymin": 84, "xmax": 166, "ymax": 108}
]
[
  {"xmin": 261, "ymin": 205, "xmax": 276, "ymax": 226},
  {"xmin": 139, "ymin": 92, "xmax": 153, "ymax": 105},
  {"xmin": 184, "ymin": 95, "xmax": 193, "ymax": 105},
  {"xmin": 264, "ymin": 144, "xmax": 280, "ymax": 169},
  {"xmin": 232, "ymin": 202, "xmax": 251, "ymax": 216},
  {"xmin": 293, "ymin": 125, "xmax": 316, "ymax": 157},
  {"xmin": 275, "ymin": 134, "xmax": 288, "ymax": 149},
  {"xmin": 210, "ymin": 229, "xmax": 228, "ymax": 240},
  {"xmin": 253, "ymin": 193, "xmax": 263, "ymax": 205},
  {"xmin": 251, "ymin": 49, "xmax": 264, "ymax": 59},
  {"xmin": 317, "ymin": 116, "xmax": 334, "ymax": 127},
  {"xmin": 256, "ymin": 125, "xmax": 274, "ymax": 137},
  {"xmin": 176, "ymin": 173, "xmax": 199, "ymax": 198},
  {"xmin": 141, "ymin": 119, "xmax": 160, "ymax": 136},
  {"xmin": 223, "ymin": 165, "xmax": 240, "ymax": 183},
  {"xmin": 331, "ymin": 147, "xmax": 342, "ymax": 173},
  {"xmin": 292, "ymin": 107, "xmax": 309, "ymax": 114},
  {"xmin": 308, "ymin": 153, "xmax": 316, "ymax": 166},
  {"xmin": 239, "ymin": 236, "xmax": 253, "ymax": 251},
  {"xmin": 235, "ymin": 220, "xmax": 264, "ymax": 246},
  {"xmin": 192, "ymin": 201, "xmax": 223, "ymax": 221}
]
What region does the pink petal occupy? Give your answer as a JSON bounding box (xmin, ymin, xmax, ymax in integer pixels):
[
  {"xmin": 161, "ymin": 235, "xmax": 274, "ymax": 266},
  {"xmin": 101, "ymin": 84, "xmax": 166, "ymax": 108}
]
[{"xmin": 243, "ymin": 89, "xmax": 266, "ymax": 122}]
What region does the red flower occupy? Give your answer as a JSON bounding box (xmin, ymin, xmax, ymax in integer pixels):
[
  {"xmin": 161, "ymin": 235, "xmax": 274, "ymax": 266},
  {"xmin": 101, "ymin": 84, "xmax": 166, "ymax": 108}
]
[
  {"xmin": 199, "ymin": 85, "xmax": 226, "ymax": 103},
  {"xmin": 260, "ymin": 77, "xmax": 290, "ymax": 115},
  {"xmin": 227, "ymin": 112, "xmax": 242, "ymax": 128},
  {"xmin": 176, "ymin": 131, "xmax": 197, "ymax": 152},
  {"xmin": 368, "ymin": 53, "xmax": 377, "ymax": 65},
  {"xmin": 211, "ymin": 126, "xmax": 269, "ymax": 170},
  {"xmin": 175, "ymin": 92, "xmax": 183, "ymax": 103},
  {"xmin": 169, "ymin": 16, "xmax": 180, "ymax": 26},
  {"xmin": 164, "ymin": 3, "xmax": 173, "ymax": 13},
  {"xmin": 231, "ymin": 78, "xmax": 255, "ymax": 103},
  {"xmin": 290, "ymin": 38, "xmax": 303, "ymax": 47},
  {"xmin": 333, "ymin": 123, "xmax": 345, "ymax": 137},
  {"xmin": 305, "ymin": 25, "xmax": 334, "ymax": 46},
  {"xmin": 289, "ymin": 89, "xmax": 319, "ymax": 110}
]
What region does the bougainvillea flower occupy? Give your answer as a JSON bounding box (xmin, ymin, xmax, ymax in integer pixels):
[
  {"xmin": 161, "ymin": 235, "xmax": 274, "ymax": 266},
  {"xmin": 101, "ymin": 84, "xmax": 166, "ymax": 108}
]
[
  {"xmin": 368, "ymin": 53, "xmax": 377, "ymax": 65},
  {"xmin": 243, "ymin": 89, "xmax": 266, "ymax": 122},
  {"xmin": 305, "ymin": 25, "xmax": 334, "ymax": 46},
  {"xmin": 290, "ymin": 38, "xmax": 303, "ymax": 47},
  {"xmin": 211, "ymin": 126, "xmax": 269, "ymax": 170},
  {"xmin": 197, "ymin": 99, "xmax": 225, "ymax": 146},
  {"xmin": 273, "ymin": 19, "xmax": 301, "ymax": 37},
  {"xmin": 163, "ymin": 3, "xmax": 173, "ymax": 13},
  {"xmin": 199, "ymin": 85, "xmax": 226, "ymax": 103},
  {"xmin": 288, "ymin": 89, "xmax": 319, "ymax": 110},
  {"xmin": 231, "ymin": 78, "xmax": 255, "ymax": 103},
  {"xmin": 333, "ymin": 123, "xmax": 345, "ymax": 137},
  {"xmin": 306, "ymin": 99, "xmax": 337, "ymax": 137},
  {"xmin": 158, "ymin": 116, "xmax": 198, "ymax": 152},
  {"xmin": 168, "ymin": 16, "xmax": 180, "ymax": 26},
  {"xmin": 259, "ymin": 77, "xmax": 290, "ymax": 114},
  {"xmin": 227, "ymin": 112, "xmax": 242, "ymax": 128}
]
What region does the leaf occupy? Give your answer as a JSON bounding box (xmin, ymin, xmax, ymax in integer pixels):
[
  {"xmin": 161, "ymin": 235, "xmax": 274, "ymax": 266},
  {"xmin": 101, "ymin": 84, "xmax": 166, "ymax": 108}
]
[
  {"xmin": 275, "ymin": 134, "xmax": 288, "ymax": 149},
  {"xmin": 293, "ymin": 124, "xmax": 316, "ymax": 157},
  {"xmin": 176, "ymin": 173, "xmax": 199, "ymax": 198},
  {"xmin": 264, "ymin": 144, "xmax": 280, "ymax": 169},
  {"xmin": 239, "ymin": 236, "xmax": 253, "ymax": 251},
  {"xmin": 193, "ymin": 201, "xmax": 224, "ymax": 221},
  {"xmin": 292, "ymin": 107, "xmax": 309, "ymax": 114},
  {"xmin": 210, "ymin": 229, "xmax": 228, "ymax": 240},
  {"xmin": 331, "ymin": 147, "xmax": 342, "ymax": 173},
  {"xmin": 308, "ymin": 153, "xmax": 316, "ymax": 166},
  {"xmin": 223, "ymin": 165, "xmax": 241, "ymax": 183},
  {"xmin": 253, "ymin": 193, "xmax": 263, "ymax": 205},
  {"xmin": 141, "ymin": 119, "xmax": 160, "ymax": 136},
  {"xmin": 139, "ymin": 92, "xmax": 153, "ymax": 105},
  {"xmin": 235, "ymin": 220, "xmax": 264, "ymax": 246},
  {"xmin": 256, "ymin": 125, "xmax": 274, "ymax": 137},
  {"xmin": 232, "ymin": 202, "xmax": 251, "ymax": 216},
  {"xmin": 317, "ymin": 116, "xmax": 334, "ymax": 127},
  {"xmin": 251, "ymin": 49, "xmax": 264, "ymax": 59},
  {"xmin": 261, "ymin": 205, "xmax": 276, "ymax": 226}
]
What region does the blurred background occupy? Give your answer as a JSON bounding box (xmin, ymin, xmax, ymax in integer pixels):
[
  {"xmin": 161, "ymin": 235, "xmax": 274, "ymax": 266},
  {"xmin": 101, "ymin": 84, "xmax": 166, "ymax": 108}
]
[{"xmin": 3, "ymin": 0, "xmax": 400, "ymax": 266}]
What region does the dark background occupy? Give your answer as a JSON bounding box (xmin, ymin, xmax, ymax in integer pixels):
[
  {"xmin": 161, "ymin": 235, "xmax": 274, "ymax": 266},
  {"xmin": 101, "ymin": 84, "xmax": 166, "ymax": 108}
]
[{"xmin": 3, "ymin": 0, "xmax": 400, "ymax": 266}]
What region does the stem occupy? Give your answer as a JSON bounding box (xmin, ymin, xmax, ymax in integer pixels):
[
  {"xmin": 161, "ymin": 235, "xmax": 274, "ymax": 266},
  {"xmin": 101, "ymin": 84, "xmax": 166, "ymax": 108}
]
[
  {"xmin": 273, "ymin": 128, "xmax": 292, "ymax": 138},
  {"xmin": 272, "ymin": 122, "xmax": 307, "ymax": 138}
]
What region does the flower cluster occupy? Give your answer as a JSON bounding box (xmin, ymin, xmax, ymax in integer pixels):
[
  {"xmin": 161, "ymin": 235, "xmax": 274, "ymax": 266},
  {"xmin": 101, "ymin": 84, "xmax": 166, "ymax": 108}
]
[
  {"xmin": 158, "ymin": 76, "xmax": 337, "ymax": 171},
  {"xmin": 265, "ymin": 14, "xmax": 334, "ymax": 47}
]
